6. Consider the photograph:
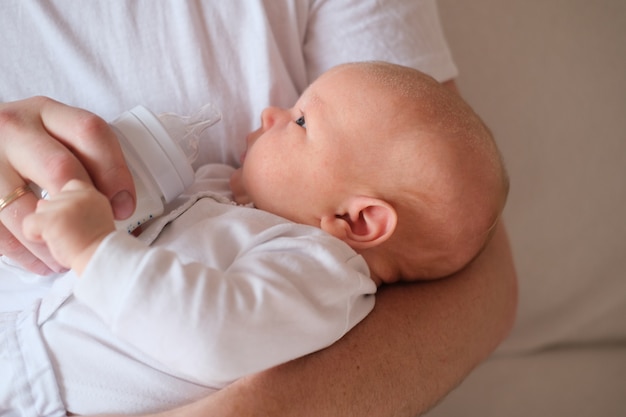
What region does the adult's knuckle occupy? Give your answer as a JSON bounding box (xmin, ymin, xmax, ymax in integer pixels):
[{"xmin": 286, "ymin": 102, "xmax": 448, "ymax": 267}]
[
  {"xmin": 73, "ymin": 112, "xmax": 110, "ymax": 144},
  {"xmin": 42, "ymin": 150, "xmax": 85, "ymax": 184},
  {"xmin": 0, "ymin": 106, "xmax": 22, "ymax": 133},
  {"xmin": 0, "ymin": 96, "xmax": 50, "ymax": 136},
  {"xmin": 29, "ymin": 95, "xmax": 54, "ymax": 106}
]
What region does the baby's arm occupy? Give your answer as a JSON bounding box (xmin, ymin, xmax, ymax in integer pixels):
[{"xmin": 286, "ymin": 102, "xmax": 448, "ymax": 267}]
[
  {"xmin": 22, "ymin": 179, "xmax": 116, "ymax": 274},
  {"xmin": 69, "ymin": 213, "xmax": 375, "ymax": 387}
]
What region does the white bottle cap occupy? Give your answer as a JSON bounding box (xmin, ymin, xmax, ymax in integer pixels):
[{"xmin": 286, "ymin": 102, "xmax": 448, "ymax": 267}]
[{"xmin": 115, "ymin": 106, "xmax": 195, "ymax": 203}]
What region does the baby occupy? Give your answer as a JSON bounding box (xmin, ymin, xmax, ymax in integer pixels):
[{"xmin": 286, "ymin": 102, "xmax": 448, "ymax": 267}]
[
  {"xmin": 2, "ymin": 62, "xmax": 507, "ymax": 415},
  {"xmin": 229, "ymin": 61, "xmax": 508, "ymax": 283}
]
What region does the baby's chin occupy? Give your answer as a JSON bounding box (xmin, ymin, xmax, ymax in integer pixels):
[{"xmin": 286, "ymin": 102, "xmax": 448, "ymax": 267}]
[{"xmin": 229, "ymin": 168, "xmax": 252, "ymax": 205}]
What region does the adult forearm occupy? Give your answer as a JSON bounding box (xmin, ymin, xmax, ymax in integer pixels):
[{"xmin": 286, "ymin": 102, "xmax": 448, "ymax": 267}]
[{"xmin": 125, "ymin": 221, "xmax": 517, "ymax": 417}]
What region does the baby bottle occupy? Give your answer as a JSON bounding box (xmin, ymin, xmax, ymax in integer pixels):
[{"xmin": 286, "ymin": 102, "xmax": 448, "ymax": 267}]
[{"xmin": 110, "ymin": 104, "xmax": 221, "ymax": 233}]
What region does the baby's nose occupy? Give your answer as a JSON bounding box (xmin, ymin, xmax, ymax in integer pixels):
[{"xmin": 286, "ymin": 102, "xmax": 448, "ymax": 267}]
[{"xmin": 260, "ymin": 106, "xmax": 287, "ymax": 130}]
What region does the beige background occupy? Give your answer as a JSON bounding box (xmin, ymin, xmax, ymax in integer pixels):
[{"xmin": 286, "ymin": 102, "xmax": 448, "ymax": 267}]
[{"xmin": 425, "ymin": 1, "xmax": 626, "ymax": 415}]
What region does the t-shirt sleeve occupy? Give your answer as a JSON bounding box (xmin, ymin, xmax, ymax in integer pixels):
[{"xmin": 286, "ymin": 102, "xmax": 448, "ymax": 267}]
[{"xmin": 304, "ymin": 0, "xmax": 458, "ymax": 83}]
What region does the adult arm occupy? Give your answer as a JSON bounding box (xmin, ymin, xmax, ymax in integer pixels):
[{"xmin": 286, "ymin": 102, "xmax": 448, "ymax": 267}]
[{"xmin": 0, "ymin": 97, "xmax": 135, "ymax": 274}]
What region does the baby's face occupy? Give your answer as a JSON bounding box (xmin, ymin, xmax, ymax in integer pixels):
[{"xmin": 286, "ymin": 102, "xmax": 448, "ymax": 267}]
[{"xmin": 230, "ymin": 66, "xmax": 392, "ymax": 225}]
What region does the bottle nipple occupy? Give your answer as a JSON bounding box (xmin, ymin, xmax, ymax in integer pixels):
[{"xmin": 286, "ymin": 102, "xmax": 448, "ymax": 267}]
[
  {"xmin": 157, "ymin": 103, "xmax": 222, "ymax": 164},
  {"xmin": 111, "ymin": 103, "xmax": 221, "ymax": 233}
]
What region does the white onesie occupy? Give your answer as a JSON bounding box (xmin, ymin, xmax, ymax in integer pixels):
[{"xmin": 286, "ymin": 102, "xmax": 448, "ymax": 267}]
[{"xmin": 1, "ymin": 164, "xmax": 376, "ymax": 415}]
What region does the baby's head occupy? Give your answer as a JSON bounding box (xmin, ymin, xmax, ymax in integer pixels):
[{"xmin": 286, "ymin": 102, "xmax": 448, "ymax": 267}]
[{"xmin": 231, "ymin": 61, "xmax": 508, "ymax": 283}]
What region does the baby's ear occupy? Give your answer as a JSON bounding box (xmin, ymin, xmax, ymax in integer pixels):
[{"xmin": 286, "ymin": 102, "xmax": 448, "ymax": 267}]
[{"xmin": 320, "ymin": 197, "xmax": 397, "ymax": 250}]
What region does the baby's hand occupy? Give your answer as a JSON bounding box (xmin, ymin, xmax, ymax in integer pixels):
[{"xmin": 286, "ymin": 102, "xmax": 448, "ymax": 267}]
[{"xmin": 22, "ymin": 179, "xmax": 115, "ymax": 275}]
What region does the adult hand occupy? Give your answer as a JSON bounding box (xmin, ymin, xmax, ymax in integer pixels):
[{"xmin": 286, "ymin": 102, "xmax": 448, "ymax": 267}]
[{"xmin": 0, "ymin": 96, "xmax": 135, "ymax": 274}]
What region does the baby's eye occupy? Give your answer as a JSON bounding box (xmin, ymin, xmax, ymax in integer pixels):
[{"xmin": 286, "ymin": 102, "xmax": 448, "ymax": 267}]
[{"xmin": 295, "ymin": 116, "xmax": 306, "ymax": 128}]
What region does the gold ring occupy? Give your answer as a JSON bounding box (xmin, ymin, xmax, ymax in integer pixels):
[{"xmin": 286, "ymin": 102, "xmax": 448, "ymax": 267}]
[{"xmin": 0, "ymin": 184, "xmax": 32, "ymax": 213}]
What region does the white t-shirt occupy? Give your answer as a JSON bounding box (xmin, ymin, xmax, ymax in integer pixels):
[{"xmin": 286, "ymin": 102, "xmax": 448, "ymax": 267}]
[
  {"xmin": 0, "ymin": 0, "xmax": 457, "ymax": 167},
  {"xmin": 0, "ymin": 1, "xmax": 458, "ymax": 414}
]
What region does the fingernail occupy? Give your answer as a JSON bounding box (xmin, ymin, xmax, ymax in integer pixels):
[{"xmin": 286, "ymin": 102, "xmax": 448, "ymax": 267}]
[{"xmin": 110, "ymin": 190, "xmax": 135, "ymax": 219}]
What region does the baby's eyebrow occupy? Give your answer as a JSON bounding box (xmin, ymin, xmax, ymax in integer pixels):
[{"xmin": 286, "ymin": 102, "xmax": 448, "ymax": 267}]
[
  {"xmin": 304, "ymin": 92, "xmax": 322, "ymax": 109},
  {"xmin": 312, "ymin": 95, "xmax": 322, "ymax": 106},
  {"xmin": 299, "ymin": 83, "xmax": 321, "ymax": 105}
]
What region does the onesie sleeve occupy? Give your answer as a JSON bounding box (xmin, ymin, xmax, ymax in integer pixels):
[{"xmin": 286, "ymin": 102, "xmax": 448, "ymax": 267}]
[
  {"xmin": 304, "ymin": 0, "xmax": 458, "ymax": 83},
  {"xmin": 73, "ymin": 225, "xmax": 376, "ymax": 388}
]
